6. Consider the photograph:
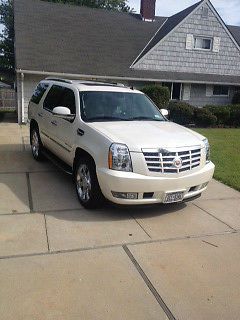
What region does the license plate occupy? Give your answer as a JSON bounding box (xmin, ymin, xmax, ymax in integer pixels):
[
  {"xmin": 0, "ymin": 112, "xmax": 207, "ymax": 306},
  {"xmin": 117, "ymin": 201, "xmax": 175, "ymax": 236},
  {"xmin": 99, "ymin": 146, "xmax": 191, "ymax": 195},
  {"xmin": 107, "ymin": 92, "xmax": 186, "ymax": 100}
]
[{"xmin": 163, "ymin": 192, "xmax": 184, "ymax": 203}]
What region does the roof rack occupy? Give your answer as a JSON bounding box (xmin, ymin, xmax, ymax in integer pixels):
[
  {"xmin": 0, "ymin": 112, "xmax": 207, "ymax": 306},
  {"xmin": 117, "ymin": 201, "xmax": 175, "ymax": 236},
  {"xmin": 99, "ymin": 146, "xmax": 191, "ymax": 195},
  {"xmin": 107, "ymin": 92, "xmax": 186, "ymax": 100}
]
[
  {"xmin": 45, "ymin": 77, "xmax": 129, "ymax": 88},
  {"xmin": 76, "ymin": 80, "xmax": 127, "ymax": 87},
  {"xmin": 45, "ymin": 77, "xmax": 73, "ymax": 84}
]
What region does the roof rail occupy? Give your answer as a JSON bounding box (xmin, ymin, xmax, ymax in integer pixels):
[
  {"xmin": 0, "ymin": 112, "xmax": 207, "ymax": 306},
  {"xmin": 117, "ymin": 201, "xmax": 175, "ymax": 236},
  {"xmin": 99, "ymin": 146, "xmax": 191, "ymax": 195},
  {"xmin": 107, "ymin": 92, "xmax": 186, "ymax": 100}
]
[
  {"xmin": 45, "ymin": 77, "xmax": 73, "ymax": 84},
  {"xmin": 76, "ymin": 80, "xmax": 127, "ymax": 87}
]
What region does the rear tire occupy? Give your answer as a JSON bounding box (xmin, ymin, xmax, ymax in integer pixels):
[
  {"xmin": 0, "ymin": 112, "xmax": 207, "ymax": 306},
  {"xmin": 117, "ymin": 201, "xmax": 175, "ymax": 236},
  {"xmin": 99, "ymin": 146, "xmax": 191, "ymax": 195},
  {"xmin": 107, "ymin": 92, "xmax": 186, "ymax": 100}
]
[
  {"xmin": 30, "ymin": 125, "xmax": 44, "ymax": 161},
  {"xmin": 74, "ymin": 156, "xmax": 105, "ymax": 209}
]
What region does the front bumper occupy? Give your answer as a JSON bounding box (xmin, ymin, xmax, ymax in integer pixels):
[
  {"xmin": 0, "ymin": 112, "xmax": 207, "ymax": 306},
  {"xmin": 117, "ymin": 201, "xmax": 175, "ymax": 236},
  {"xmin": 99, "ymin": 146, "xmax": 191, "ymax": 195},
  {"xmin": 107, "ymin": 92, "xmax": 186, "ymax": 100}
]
[{"xmin": 97, "ymin": 162, "xmax": 215, "ymax": 205}]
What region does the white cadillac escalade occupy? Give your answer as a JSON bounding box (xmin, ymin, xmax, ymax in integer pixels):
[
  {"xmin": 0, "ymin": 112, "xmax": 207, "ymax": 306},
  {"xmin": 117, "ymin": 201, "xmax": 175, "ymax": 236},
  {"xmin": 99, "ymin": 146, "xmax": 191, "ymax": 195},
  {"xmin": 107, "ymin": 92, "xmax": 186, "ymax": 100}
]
[{"xmin": 28, "ymin": 78, "xmax": 215, "ymax": 209}]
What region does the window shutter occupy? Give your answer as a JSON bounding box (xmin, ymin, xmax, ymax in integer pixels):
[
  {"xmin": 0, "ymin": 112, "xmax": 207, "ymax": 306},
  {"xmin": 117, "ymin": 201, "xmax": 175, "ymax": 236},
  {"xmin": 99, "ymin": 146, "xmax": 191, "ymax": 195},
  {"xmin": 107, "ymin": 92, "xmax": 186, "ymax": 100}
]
[
  {"xmin": 182, "ymin": 83, "xmax": 191, "ymax": 101},
  {"xmin": 213, "ymin": 37, "xmax": 221, "ymax": 53},
  {"xmin": 206, "ymin": 85, "xmax": 213, "ymax": 97},
  {"xmin": 186, "ymin": 34, "xmax": 194, "ymax": 50}
]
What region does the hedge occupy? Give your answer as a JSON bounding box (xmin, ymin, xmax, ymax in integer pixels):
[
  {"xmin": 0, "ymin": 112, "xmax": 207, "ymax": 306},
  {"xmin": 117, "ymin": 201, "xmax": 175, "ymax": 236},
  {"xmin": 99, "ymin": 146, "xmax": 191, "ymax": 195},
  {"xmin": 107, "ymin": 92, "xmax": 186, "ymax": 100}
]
[
  {"xmin": 141, "ymin": 85, "xmax": 170, "ymax": 109},
  {"xmin": 167, "ymin": 101, "xmax": 194, "ymax": 125},
  {"xmin": 194, "ymin": 108, "xmax": 217, "ymax": 127},
  {"xmin": 204, "ymin": 105, "xmax": 230, "ymax": 126}
]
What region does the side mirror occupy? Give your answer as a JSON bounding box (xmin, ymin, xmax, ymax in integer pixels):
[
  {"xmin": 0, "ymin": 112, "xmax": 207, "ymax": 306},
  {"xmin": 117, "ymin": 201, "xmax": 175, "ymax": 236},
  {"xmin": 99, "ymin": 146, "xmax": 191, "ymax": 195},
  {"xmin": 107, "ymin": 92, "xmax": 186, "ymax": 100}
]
[
  {"xmin": 160, "ymin": 109, "xmax": 169, "ymax": 117},
  {"xmin": 52, "ymin": 106, "xmax": 75, "ymax": 120}
]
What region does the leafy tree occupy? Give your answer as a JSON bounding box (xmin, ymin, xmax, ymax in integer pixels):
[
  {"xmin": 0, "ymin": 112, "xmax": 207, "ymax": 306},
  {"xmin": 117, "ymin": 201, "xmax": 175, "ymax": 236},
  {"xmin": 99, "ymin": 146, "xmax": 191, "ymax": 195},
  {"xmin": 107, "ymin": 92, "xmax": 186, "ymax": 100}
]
[
  {"xmin": 0, "ymin": 0, "xmax": 14, "ymax": 75},
  {"xmin": 43, "ymin": 0, "xmax": 132, "ymax": 12}
]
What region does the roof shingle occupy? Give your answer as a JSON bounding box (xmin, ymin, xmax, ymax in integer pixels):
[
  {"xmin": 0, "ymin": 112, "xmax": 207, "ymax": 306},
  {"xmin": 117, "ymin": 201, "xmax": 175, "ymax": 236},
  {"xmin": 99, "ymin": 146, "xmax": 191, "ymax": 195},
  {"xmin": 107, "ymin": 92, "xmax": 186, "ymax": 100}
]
[{"xmin": 14, "ymin": 0, "xmax": 240, "ymax": 84}]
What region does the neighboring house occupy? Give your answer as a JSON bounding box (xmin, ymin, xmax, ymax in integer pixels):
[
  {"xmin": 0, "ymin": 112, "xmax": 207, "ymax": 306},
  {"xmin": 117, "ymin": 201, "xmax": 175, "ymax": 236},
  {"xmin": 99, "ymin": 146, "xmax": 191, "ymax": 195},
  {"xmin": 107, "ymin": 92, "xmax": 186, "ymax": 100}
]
[{"xmin": 14, "ymin": 0, "xmax": 240, "ymax": 123}]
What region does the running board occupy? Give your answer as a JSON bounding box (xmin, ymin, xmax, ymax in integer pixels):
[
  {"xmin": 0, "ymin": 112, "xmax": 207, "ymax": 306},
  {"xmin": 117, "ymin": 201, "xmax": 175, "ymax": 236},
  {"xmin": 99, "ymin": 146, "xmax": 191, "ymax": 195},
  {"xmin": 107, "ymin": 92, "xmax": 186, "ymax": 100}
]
[{"xmin": 42, "ymin": 148, "xmax": 73, "ymax": 175}]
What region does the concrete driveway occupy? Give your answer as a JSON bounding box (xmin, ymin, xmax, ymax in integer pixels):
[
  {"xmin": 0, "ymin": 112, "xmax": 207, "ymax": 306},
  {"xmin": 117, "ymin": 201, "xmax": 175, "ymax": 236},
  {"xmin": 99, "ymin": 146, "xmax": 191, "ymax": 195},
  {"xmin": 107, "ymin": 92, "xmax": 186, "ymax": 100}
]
[{"xmin": 0, "ymin": 122, "xmax": 240, "ymax": 320}]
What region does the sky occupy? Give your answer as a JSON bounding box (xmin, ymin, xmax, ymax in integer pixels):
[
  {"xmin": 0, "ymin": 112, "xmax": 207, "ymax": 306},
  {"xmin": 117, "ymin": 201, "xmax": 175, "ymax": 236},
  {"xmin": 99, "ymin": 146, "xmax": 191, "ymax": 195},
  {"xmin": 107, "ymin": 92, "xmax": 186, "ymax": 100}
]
[{"xmin": 128, "ymin": 0, "xmax": 240, "ymax": 26}]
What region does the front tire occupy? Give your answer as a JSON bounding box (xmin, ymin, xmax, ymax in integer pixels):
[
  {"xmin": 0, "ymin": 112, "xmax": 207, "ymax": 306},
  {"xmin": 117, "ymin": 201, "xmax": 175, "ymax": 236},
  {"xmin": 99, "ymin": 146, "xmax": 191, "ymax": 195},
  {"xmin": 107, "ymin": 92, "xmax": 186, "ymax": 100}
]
[
  {"xmin": 30, "ymin": 126, "xmax": 44, "ymax": 161},
  {"xmin": 75, "ymin": 157, "xmax": 105, "ymax": 209}
]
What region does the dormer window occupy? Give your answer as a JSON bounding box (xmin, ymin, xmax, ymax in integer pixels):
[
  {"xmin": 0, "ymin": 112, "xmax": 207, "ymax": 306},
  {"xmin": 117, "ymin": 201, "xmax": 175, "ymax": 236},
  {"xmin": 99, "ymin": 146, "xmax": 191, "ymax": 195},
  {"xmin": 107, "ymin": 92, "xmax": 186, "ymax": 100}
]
[{"xmin": 194, "ymin": 37, "xmax": 212, "ymax": 50}]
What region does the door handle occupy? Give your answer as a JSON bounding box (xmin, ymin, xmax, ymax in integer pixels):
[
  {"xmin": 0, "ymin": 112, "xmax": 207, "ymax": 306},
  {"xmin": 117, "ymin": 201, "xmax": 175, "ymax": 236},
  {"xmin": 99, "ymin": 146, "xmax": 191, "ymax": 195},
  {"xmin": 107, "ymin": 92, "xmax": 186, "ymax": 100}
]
[
  {"xmin": 77, "ymin": 128, "xmax": 84, "ymax": 136},
  {"xmin": 38, "ymin": 112, "xmax": 43, "ymax": 117},
  {"xmin": 51, "ymin": 120, "xmax": 57, "ymax": 126}
]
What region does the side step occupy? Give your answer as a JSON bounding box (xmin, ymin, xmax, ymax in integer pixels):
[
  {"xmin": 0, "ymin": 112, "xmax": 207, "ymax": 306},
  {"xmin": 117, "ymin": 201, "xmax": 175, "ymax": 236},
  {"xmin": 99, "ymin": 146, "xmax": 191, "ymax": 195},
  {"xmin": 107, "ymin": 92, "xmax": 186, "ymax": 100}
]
[{"xmin": 42, "ymin": 148, "xmax": 73, "ymax": 175}]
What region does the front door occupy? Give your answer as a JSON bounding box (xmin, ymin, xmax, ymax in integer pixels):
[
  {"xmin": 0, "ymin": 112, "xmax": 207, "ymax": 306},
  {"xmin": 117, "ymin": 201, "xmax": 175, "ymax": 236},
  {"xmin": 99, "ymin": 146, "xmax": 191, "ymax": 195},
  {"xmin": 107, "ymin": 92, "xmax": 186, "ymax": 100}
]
[{"xmin": 51, "ymin": 87, "xmax": 77, "ymax": 165}]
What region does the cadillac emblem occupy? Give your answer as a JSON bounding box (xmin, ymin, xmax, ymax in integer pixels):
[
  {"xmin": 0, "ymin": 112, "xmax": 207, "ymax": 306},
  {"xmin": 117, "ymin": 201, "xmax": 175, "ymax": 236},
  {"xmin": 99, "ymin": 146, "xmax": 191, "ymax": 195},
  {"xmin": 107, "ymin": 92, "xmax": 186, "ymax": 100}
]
[{"xmin": 173, "ymin": 157, "xmax": 182, "ymax": 169}]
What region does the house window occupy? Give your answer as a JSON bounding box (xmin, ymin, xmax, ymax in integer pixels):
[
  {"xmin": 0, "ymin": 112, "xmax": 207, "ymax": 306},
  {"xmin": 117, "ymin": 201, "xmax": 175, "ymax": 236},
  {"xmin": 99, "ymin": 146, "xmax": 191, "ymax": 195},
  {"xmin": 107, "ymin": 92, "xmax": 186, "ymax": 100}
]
[
  {"xmin": 201, "ymin": 7, "xmax": 209, "ymax": 18},
  {"xmin": 162, "ymin": 82, "xmax": 182, "ymax": 100},
  {"xmin": 194, "ymin": 37, "xmax": 212, "ymax": 50},
  {"xmin": 213, "ymin": 85, "xmax": 229, "ymax": 96}
]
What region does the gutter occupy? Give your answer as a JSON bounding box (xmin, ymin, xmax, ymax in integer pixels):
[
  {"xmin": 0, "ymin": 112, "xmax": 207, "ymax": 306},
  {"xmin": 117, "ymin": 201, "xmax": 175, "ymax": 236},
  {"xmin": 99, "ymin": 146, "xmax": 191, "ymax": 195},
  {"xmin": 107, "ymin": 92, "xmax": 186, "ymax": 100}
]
[{"xmin": 16, "ymin": 69, "xmax": 240, "ymax": 87}]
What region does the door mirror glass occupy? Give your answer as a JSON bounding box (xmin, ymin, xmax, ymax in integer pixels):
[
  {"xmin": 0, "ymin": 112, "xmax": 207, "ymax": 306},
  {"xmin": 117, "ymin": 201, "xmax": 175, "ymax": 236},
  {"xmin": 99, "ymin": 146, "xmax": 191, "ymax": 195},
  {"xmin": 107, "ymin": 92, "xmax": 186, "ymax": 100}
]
[
  {"xmin": 160, "ymin": 109, "xmax": 169, "ymax": 117},
  {"xmin": 52, "ymin": 106, "xmax": 75, "ymax": 120}
]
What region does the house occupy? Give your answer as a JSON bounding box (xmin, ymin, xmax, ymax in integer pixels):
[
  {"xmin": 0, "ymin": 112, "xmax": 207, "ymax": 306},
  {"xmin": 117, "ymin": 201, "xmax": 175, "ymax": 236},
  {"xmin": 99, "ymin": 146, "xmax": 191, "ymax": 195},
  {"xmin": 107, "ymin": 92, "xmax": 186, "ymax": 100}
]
[{"xmin": 14, "ymin": 0, "xmax": 240, "ymax": 123}]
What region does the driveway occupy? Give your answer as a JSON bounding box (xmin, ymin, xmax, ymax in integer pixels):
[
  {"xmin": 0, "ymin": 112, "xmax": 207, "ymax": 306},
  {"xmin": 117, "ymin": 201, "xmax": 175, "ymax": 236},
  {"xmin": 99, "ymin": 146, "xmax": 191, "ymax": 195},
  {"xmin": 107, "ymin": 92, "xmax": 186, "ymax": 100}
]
[{"xmin": 0, "ymin": 122, "xmax": 240, "ymax": 320}]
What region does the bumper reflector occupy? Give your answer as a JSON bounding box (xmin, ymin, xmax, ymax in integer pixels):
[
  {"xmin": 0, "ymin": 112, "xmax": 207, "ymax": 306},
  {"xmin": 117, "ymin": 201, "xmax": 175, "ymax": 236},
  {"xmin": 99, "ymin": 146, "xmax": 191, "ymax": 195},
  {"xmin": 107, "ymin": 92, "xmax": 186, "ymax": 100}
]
[{"xmin": 112, "ymin": 192, "xmax": 138, "ymax": 199}]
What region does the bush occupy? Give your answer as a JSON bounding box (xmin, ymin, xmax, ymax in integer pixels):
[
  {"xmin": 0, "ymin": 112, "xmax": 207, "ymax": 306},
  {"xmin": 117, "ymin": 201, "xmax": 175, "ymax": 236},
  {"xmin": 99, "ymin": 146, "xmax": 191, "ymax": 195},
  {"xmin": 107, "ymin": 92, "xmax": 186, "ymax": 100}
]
[
  {"xmin": 232, "ymin": 91, "xmax": 240, "ymax": 104},
  {"xmin": 167, "ymin": 101, "xmax": 194, "ymax": 125},
  {"xmin": 194, "ymin": 108, "xmax": 217, "ymax": 127},
  {"xmin": 227, "ymin": 104, "xmax": 240, "ymax": 127},
  {"xmin": 141, "ymin": 85, "xmax": 170, "ymax": 108},
  {"xmin": 204, "ymin": 105, "xmax": 230, "ymax": 126}
]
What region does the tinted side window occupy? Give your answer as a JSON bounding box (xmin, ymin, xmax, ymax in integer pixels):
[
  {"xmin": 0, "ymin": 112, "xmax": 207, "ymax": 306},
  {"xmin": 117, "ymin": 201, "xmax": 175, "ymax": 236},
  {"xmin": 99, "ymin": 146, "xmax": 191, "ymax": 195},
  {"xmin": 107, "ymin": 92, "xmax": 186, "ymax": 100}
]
[
  {"xmin": 61, "ymin": 88, "xmax": 76, "ymax": 114},
  {"xmin": 30, "ymin": 83, "xmax": 49, "ymax": 104},
  {"xmin": 43, "ymin": 85, "xmax": 65, "ymax": 111}
]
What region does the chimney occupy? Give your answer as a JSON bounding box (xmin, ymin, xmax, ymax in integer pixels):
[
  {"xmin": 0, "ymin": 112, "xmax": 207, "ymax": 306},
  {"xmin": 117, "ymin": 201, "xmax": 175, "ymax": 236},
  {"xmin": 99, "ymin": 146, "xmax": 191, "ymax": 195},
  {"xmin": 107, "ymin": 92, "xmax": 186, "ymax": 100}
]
[{"xmin": 140, "ymin": 0, "xmax": 156, "ymax": 21}]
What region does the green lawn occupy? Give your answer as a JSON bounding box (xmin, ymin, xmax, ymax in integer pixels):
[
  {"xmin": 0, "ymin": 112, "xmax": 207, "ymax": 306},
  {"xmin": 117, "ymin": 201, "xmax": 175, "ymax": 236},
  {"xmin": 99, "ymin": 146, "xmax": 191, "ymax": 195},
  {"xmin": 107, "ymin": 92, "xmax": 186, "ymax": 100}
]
[{"xmin": 195, "ymin": 128, "xmax": 240, "ymax": 191}]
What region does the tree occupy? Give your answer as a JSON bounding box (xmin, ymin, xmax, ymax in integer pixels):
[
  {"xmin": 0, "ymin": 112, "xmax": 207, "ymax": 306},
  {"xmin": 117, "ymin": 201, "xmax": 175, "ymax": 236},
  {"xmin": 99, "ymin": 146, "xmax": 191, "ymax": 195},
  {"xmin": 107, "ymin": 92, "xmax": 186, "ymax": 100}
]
[
  {"xmin": 43, "ymin": 0, "xmax": 131, "ymax": 12},
  {"xmin": 0, "ymin": 0, "xmax": 14, "ymax": 75}
]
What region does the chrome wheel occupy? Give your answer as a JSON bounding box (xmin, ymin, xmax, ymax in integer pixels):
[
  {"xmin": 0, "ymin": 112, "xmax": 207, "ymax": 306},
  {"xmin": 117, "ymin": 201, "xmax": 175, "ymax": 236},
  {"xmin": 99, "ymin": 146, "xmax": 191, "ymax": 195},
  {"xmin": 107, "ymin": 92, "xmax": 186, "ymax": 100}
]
[
  {"xmin": 76, "ymin": 164, "xmax": 92, "ymax": 202},
  {"xmin": 31, "ymin": 130, "xmax": 39, "ymax": 158}
]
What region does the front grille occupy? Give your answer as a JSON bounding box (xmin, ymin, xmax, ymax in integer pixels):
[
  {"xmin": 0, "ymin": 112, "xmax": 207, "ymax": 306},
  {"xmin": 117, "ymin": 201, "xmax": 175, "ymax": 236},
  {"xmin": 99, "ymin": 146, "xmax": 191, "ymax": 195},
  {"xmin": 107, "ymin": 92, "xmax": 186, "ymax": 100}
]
[{"xmin": 143, "ymin": 147, "xmax": 201, "ymax": 174}]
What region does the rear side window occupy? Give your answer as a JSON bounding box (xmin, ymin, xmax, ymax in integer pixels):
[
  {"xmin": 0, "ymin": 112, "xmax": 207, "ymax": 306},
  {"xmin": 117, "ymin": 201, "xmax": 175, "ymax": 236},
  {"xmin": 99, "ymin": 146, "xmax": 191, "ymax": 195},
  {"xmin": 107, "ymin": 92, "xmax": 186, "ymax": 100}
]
[
  {"xmin": 43, "ymin": 85, "xmax": 76, "ymax": 114},
  {"xmin": 30, "ymin": 83, "xmax": 49, "ymax": 104}
]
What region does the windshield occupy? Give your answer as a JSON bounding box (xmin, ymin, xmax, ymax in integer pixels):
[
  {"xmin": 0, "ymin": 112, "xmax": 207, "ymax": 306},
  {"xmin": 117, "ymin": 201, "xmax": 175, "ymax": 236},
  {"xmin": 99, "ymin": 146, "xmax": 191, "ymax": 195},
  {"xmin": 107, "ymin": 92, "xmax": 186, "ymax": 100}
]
[{"xmin": 80, "ymin": 91, "xmax": 166, "ymax": 122}]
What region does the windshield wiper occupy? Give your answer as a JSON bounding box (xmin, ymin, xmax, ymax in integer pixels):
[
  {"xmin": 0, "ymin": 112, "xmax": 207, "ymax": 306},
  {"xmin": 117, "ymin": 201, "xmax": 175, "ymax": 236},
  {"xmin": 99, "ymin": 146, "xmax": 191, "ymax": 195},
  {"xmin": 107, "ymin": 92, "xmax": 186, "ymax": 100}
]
[
  {"xmin": 130, "ymin": 116, "xmax": 164, "ymax": 121},
  {"xmin": 86, "ymin": 116, "xmax": 128, "ymax": 122}
]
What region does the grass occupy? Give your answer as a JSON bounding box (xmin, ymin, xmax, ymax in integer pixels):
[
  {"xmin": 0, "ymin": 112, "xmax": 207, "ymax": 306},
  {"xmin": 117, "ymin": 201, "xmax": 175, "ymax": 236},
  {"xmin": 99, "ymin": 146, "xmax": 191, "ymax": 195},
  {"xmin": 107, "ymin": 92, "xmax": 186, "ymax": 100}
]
[{"xmin": 195, "ymin": 128, "xmax": 240, "ymax": 191}]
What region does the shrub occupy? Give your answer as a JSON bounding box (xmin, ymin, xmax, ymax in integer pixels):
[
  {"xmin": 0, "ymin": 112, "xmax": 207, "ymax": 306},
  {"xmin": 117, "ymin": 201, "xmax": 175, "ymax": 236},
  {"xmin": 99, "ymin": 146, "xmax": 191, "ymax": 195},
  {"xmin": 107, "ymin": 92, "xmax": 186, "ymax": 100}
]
[
  {"xmin": 232, "ymin": 91, "xmax": 240, "ymax": 104},
  {"xmin": 204, "ymin": 105, "xmax": 230, "ymax": 126},
  {"xmin": 141, "ymin": 85, "xmax": 170, "ymax": 109},
  {"xmin": 194, "ymin": 108, "xmax": 217, "ymax": 127},
  {"xmin": 167, "ymin": 101, "xmax": 194, "ymax": 125},
  {"xmin": 227, "ymin": 104, "xmax": 240, "ymax": 127}
]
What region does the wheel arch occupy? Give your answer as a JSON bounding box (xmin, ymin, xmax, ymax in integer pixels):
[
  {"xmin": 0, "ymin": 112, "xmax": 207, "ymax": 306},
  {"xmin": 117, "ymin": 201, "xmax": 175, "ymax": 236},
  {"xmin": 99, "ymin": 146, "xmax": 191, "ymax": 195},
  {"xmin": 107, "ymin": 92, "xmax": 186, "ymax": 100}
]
[
  {"xmin": 30, "ymin": 119, "xmax": 39, "ymax": 131},
  {"xmin": 73, "ymin": 147, "xmax": 96, "ymax": 174}
]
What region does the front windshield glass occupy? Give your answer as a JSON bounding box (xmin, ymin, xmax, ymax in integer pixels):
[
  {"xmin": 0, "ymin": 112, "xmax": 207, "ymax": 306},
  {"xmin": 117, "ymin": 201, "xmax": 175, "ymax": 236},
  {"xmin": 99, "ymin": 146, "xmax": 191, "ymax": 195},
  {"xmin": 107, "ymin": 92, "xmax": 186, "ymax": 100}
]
[{"xmin": 80, "ymin": 91, "xmax": 166, "ymax": 122}]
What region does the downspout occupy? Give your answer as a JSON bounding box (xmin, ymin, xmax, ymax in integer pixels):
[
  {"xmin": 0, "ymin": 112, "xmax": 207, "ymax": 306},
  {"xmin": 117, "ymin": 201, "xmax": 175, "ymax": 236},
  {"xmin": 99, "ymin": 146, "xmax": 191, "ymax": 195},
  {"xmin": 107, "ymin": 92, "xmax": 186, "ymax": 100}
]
[{"xmin": 20, "ymin": 72, "xmax": 24, "ymax": 123}]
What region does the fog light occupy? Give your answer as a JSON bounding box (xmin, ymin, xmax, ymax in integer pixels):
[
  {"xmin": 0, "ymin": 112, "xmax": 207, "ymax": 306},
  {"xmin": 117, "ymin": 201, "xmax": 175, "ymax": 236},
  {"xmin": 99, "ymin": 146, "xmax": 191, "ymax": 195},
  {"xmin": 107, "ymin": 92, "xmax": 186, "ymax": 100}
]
[
  {"xmin": 112, "ymin": 192, "xmax": 138, "ymax": 199},
  {"xmin": 201, "ymin": 182, "xmax": 209, "ymax": 189}
]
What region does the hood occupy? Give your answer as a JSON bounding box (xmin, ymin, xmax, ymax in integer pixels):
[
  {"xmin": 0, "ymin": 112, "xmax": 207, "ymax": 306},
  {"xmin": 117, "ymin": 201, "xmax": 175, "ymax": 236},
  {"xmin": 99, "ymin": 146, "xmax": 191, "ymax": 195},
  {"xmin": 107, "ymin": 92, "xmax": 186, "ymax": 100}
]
[{"xmin": 88, "ymin": 121, "xmax": 205, "ymax": 152}]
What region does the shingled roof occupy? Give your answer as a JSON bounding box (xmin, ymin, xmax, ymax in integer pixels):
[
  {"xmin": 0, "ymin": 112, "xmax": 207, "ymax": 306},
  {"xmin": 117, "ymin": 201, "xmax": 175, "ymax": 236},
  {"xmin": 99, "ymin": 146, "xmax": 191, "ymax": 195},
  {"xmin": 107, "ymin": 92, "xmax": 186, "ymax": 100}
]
[
  {"xmin": 14, "ymin": 0, "xmax": 240, "ymax": 84},
  {"xmin": 133, "ymin": 0, "xmax": 203, "ymax": 64}
]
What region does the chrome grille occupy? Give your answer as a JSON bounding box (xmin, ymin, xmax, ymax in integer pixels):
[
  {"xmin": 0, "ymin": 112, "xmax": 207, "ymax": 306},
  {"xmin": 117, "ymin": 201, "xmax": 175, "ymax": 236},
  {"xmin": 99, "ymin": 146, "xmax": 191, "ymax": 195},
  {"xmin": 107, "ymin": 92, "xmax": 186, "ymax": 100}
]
[{"xmin": 143, "ymin": 147, "xmax": 201, "ymax": 173}]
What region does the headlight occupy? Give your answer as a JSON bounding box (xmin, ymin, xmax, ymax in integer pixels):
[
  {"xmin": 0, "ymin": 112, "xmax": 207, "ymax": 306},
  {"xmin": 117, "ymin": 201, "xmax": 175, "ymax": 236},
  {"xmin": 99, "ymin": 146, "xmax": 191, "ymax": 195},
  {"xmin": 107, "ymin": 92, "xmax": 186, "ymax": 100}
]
[
  {"xmin": 203, "ymin": 138, "xmax": 210, "ymax": 163},
  {"xmin": 108, "ymin": 143, "xmax": 132, "ymax": 172}
]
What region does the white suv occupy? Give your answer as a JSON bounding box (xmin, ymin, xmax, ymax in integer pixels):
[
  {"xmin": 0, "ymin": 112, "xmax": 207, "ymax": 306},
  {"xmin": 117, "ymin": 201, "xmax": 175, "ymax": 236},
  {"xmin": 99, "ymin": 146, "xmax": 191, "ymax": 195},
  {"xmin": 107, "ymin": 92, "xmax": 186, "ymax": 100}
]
[{"xmin": 28, "ymin": 78, "xmax": 215, "ymax": 209}]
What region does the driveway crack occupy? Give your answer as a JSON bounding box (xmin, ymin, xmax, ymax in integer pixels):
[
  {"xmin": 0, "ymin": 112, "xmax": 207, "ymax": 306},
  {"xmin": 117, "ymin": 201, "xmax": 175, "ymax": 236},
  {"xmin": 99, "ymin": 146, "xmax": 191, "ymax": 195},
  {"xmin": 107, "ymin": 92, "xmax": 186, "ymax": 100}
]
[{"xmin": 122, "ymin": 245, "xmax": 176, "ymax": 320}]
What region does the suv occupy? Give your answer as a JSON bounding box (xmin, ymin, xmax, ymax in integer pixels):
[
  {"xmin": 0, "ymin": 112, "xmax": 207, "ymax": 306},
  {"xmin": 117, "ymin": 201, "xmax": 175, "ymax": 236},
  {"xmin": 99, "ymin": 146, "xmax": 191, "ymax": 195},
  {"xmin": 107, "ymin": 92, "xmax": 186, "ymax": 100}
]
[{"xmin": 28, "ymin": 78, "xmax": 215, "ymax": 209}]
